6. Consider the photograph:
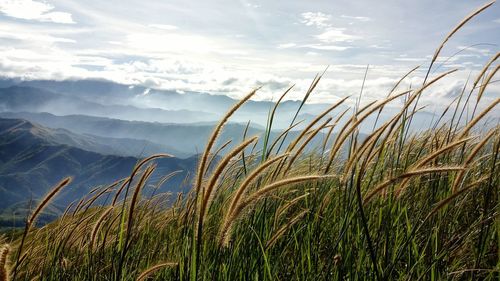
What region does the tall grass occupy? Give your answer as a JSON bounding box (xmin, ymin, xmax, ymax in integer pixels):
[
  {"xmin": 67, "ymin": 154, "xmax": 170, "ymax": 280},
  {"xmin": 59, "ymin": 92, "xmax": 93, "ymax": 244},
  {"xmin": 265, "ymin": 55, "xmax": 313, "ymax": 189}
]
[{"xmin": 1, "ymin": 2, "xmax": 500, "ymax": 280}]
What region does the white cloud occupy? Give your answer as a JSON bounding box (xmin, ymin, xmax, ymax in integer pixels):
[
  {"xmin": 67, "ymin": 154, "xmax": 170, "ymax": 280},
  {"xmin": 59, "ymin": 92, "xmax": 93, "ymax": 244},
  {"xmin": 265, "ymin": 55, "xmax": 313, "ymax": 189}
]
[
  {"xmin": 394, "ymin": 57, "xmax": 427, "ymax": 62},
  {"xmin": 341, "ymin": 15, "xmax": 371, "ymax": 22},
  {"xmin": 316, "ymin": 28, "xmax": 358, "ymax": 43},
  {"xmin": 301, "ymin": 12, "xmax": 332, "ymax": 28},
  {"xmin": 148, "ymin": 24, "xmax": 178, "ymax": 31},
  {"xmin": 494, "ymin": 19, "xmax": 500, "ymax": 24},
  {"xmin": 277, "ymin": 43, "xmax": 297, "ymax": 49},
  {"xmin": 457, "ymin": 45, "xmax": 492, "ymax": 56},
  {"xmin": 302, "ymin": 44, "xmax": 350, "ymax": 51},
  {"xmin": 0, "ymin": 0, "xmax": 75, "ymax": 24},
  {"xmin": 0, "ymin": 0, "xmax": 497, "ymax": 111}
]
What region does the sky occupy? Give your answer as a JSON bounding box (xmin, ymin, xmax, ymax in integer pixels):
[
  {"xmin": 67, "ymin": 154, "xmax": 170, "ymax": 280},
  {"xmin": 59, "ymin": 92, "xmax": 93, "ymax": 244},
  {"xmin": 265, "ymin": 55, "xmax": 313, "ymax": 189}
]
[{"xmin": 0, "ymin": 0, "xmax": 498, "ymax": 107}]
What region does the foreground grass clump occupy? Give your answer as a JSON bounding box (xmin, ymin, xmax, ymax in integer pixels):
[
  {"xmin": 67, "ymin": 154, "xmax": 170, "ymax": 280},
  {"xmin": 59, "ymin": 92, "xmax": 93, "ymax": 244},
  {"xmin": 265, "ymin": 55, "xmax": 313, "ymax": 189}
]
[{"xmin": 1, "ymin": 2, "xmax": 500, "ymax": 280}]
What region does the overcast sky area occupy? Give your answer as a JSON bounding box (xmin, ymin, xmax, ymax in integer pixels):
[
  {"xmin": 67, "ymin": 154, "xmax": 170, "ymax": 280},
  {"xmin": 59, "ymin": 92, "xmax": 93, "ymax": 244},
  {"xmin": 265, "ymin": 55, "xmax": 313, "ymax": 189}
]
[{"xmin": 0, "ymin": 0, "xmax": 498, "ymax": 108}]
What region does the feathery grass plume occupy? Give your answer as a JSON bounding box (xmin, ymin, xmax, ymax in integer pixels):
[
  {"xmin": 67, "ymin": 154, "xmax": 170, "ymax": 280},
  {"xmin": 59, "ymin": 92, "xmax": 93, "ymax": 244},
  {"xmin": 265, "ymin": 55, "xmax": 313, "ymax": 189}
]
[
  {"xmin": 426, "ymin": 0, "xmax": 495, "ymax": 83},
  {"xmin": 320, "ymin": 108, "xmax": 350, "ymax": 156},
  {"xmin": 274, "ymin": 193, "xmax": 310, "ymax": 226},
  {"xmin": 82, "ymin": 181, "xmax": 121, "ymax": 212},
  {"xmin": 218, "ymin": 154, "xmax": 290, "ymax": 244},
  {"xmin": 266, "ymin": 121, "xmax": 304, "ymax": 157},
  {"xmin": 241, "ymin": 121, "xmax": 251, "ymax": 175},
  {"xmin": 262, "ymin": 84, "xmax": 294, "ymax": 161},
  {"xmin": 220, "ymin": 175, "xmax": 334, "ymax": 246},
  {"xmin": 12, "ymin": 177, "xmax": 72, "ymax": 279},
  {"xmin": 428, "ymin": 176, "xmax": 489, "ymax": 219},
  {"xmin": 111, "ymin": 179, "xmax": 132, "ymax": 206},
  {"xmin": 199, "ymin": 136, "xmax": 258, "ymax": 223},
  {"xmin": 324, "ymin": 90, "xmax": 411, "ymax": 173},
  {"xmin": 55, "ymin": 210, "xmax": 99, "ymax": 253},
  {"xmin": 343, "ymin": 69, "xmax": 458, "ymax": 173},
  {"xmin": 112, "ymin": 154, "xmax": 172, "ymax": 205},
  {"xmin": 395, "ymin": 136, "xmax": 475, "ymax": 196},
  {"xmin": 0, "ymin": 245, "xmax": 10, "ymax": 281},
  {"xmin": 452, "ymin": 128, "xmax": 497, "ymax": 192},
  {"xmin": 117, "ymin": 165, "xmax": 156, "ymax": 279},
  {"xmin": 61, "ymin": 201, "xmax": 76, "ymax": 219},
  {"xmin": 114, "ymin": 154, "xmax": 171, "ymax": 271},
  {"xmin": 369, "ymin": 65, "xmax": 420, "ymax": 131},
  {"xmin": 225, "ymin": 154, "xmax": 289, "ymax": 219},
  {"xmin": 136, "ymin": 262, "xmax": 178, "ymax": 281},
  {"xmin": 9, "ymin": 3, "xmax": 500, "ymax": 277},
  {"xmin": 285, "ymin": 96, "xmax": 349, "ymax": 153},
  {"xmin": 266, "ymin": 209, "xmax": 309, "ymax": 249},
  {"xmin": 27, "ymin": 177, "xmax": 72, "ymax": 228},
  {"xmin": 204, "ymin": 140, "xmax": 232, "ymax": 177},
  {"xmin": 148, "ymin": 170, "xmax": 183, "ymax": 200},
  {"xmin": 476, "ymin": 64, "xmax": 499, "ymax": 105},
  {"xmin": 457, "ymin": 98, "xmax": 499, "ymax": 139},
  {"xmin": 192, "ymin": 103, "xmax": 256, "ymax": 279},
  {"xmin": 472, "ymin": 52, "xmax": 500, "ymax": 90},
  {"xmin": 283, "ymin": 117, "xmax": 332, "ymax": 175},
  {"xmin": 90, "ymin": 206, "xmax": 114, "ymax": 251},
  {"xmin": 405, "ymin": 0, "xmax": 496, "ymax": 134},
  {"xmin": 195, "ymin": 89, "xmax": 258, "ymax": 194},
  {"xmin": 275, "ymin": 70, "xmax": 328, "ymax": 154},
  {"xmin": 363, "ymin": 166, "xmax": 464, "ymax": 204},
  {"xmin": 342, "ymin": 113, "xmax": 401, "ymax": 174}
]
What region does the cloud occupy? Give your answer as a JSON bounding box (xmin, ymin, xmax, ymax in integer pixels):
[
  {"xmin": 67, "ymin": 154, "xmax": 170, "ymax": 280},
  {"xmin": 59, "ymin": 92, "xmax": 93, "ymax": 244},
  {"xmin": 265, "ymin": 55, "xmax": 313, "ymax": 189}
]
[
  {"xmin": 316, "ymin": 28, "xmax": 358, "ymax": 43},
  {"xmin": 394, "ymin": 57, "xmax": 427, "ymax": 62},
  {"xmin": 302, "ymin": 44, "xmax": 350, "ymax": 51},
  {"xmin": 148, "ymin": 24, "xmax": 178, "ymax": 31},
  {"xmin": 457, "ymin": 45, "xmax": 492, "ymax": 56},
  {"xmin": 0, "ymin": 0, "xmax": 497, "ymax": 111},
  {"xmin": 0, "ymin": 26, "xmax": 76, "ymax": 43},
  {"xmin": 300, "ymin": 12, "xmax": 359, "ymax": 44},
  {"xmin": 301, "ymin": 12, "xmax": 332, "ymax": 28},
  {"xmin": 341, "ymin": 15, "xmax": 371, "ymax": 22},
  {"xmin": 277, "ymin": 43, "xmax": 297, "ymax": 49},
  {"xmin": 0, "ymin": 0, "xmax": 75, "ymax": 24}
]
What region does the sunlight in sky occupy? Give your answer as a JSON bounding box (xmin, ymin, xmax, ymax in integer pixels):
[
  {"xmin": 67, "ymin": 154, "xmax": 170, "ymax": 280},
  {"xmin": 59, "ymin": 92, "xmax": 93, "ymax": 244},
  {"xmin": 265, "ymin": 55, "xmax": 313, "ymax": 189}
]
[{"xmin": 0, "ymin": 0, "xmax": 498, "ymax": 106}]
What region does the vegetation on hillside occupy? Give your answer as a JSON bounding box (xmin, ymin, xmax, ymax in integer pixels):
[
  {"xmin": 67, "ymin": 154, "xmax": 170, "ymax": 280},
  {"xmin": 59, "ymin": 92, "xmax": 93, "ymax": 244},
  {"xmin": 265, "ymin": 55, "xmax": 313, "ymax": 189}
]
[{"xmin": 0, "ymin": 2, "xmax": 499, "ymax": 280}]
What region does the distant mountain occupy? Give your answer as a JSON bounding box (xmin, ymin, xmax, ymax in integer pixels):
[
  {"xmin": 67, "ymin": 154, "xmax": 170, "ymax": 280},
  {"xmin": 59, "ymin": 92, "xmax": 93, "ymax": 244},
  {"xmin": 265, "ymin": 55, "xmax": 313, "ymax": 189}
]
[
  {"xmin": 0, "ymin": 86, "xmax": 219, "ymax": 123},
  {"xmin": 0, "ymin": 116, "xmax": 188, "ymax": 158},
  {"xmin": 4, "ymin": 78, "xmax": 336, "ymax": 128},
  {"xmin": 0, "ymin": 78, "xmax": 443, "ymax": 131},
  {"xmin": 0, "ymin": 112, "xmax": 266, "ymax": 155},
  {"xmin": 0, "ymin": 111, "xmax": 335, "ymax": 158},
  {"xmin": 0, "ymin": 118, "xmax": 197, "ymax": 225}
]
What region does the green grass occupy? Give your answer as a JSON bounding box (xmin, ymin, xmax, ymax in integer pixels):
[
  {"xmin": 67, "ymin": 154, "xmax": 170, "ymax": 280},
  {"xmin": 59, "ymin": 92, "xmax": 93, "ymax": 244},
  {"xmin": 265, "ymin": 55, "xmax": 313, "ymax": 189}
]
[{"xmin": 1, "ymin": 2, "xmax": 499, "ymax": 280}]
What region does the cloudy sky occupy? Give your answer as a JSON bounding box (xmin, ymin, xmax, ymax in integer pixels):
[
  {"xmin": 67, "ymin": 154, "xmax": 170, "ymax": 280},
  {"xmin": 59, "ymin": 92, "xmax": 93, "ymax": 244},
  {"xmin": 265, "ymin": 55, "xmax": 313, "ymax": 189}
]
[{"xmin": 0, "ymin": 0, "xmax": 498, "ymax": 106}]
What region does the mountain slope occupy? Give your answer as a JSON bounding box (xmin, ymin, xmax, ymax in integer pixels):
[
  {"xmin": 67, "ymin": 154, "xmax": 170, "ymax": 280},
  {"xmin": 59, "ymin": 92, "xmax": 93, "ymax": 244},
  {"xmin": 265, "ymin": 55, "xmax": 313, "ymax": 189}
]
[
  {"xmin": 0, "ymin": 86, "xmax": 218, "ymax": 123},
  {"xmin": 0, "ymin": 111, "xmax": 266, "ymax": 154},
  {"xmin": 0, "ymin": 118, "xmax": 197, "ymax": 224},
  {"xmin": 0, "ymin": 111, "xmax": 335, "ymax": 158},
  {"xmin": 8, "ymin": 79, "xmax": 335, "ymax": 128}
]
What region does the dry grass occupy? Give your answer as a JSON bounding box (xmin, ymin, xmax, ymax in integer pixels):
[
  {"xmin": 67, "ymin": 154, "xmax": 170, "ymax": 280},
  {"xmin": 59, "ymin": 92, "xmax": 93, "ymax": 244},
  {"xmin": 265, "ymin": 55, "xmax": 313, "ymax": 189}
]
[{"xmin": 2, "ymin": 2, "xmax": 499, "ymax": 280}]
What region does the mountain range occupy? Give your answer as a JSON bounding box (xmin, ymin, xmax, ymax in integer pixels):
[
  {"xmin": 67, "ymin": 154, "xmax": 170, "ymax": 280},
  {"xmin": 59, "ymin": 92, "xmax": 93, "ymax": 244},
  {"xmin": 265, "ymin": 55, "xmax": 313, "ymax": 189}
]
[
  {"xmin": 0, "ymin": 77, "xmax": 439, "ymax": 227},
  {"xmin": 0, "ymin": 118, "xmax": 197, "ymax": 226}
]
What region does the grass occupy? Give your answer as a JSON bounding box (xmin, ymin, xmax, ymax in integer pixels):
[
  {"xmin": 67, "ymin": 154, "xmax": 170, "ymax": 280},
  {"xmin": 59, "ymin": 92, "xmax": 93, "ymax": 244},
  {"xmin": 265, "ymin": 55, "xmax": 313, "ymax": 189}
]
[{"xmin": 1, "ymin": 2, "xmax": 500, "ymax": 280}]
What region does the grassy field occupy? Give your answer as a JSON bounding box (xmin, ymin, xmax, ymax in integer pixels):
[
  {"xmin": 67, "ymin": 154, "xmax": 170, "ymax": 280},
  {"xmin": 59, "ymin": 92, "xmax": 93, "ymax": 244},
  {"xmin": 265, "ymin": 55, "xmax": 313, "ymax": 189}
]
[{"xmin": 1, "ymin": 2, "xmax": 499, "ymax": 281}]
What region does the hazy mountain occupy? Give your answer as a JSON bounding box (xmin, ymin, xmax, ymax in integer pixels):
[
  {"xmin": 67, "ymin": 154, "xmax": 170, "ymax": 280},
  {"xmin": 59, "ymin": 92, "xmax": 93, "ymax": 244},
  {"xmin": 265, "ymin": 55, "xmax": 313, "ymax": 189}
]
[
  {"xmin": 0, "ymin": 118, "xmax": 197, "ymax": 225},
  {"xmin": 0, "ymin": 117, "xmax": 188, "ymax": 158},
  {"xmin": 0, "ymin": 111, "xmax": 338, "ymax": 158},
  {"xmin": 4, "ymin": 78, "xmax": 443, "ymax": 130},
  {"xmin": 0, "ymin": 86, "xmax": 219, "ymax": 124},
  {"xmin": 4, "ymin": 79, "xmax": 337, "ymax": 128},
  {"xmin": 0, "ymin": 112, "xmax": 265, "ymax": 154}
]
